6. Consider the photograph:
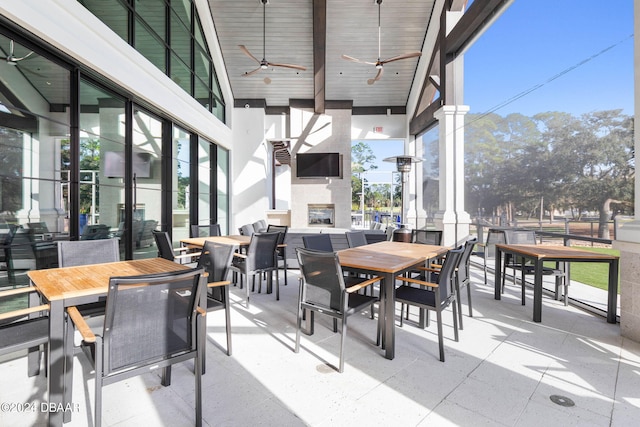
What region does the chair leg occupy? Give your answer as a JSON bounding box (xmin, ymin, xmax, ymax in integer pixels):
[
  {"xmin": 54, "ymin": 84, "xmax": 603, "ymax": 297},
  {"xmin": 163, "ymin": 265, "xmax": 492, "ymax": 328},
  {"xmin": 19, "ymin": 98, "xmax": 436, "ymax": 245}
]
[
  {"xmin": 455, "ymin": 281, "xmax": 463, "ymax": 330},
  {"xmin": 195, "ymin": 349, "xmax": 203, "ymax": 427},
  {"xmin": 467, "ymin": 282, "xmax": 473, "ymax": 317},
  {"xmin": 246, "ymin": 274, "xmax": 251, "ymax": 308},
  {"xmin": 436, "ymin": 308, "xmax": 444, "ymax": 362},
  {"xmin": 94, "ymin": 339, "xmax": 103, "ymax": 427},
  {"xmin": 224, "ymin": 287, "xmax": 232, "ymax": 356},
  {"xmin": 452, "ymin": 299, "xmax": 459, "ymax": 342},
  {"xmin": 338, "ymin": 316, "xmax": 347, "ymax": 373}
]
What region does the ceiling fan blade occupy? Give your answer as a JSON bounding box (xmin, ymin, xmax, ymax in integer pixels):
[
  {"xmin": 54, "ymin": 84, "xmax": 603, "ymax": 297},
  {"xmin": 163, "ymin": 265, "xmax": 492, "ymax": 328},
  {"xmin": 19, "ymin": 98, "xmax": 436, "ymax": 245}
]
[
  {"xmin": 367, "ymin": 67, "xmax": 384, "ymax": 85},
  {"xmin": 380, "ymin": 52, "xmax": 422, "ymax": 65},
  {"xmin": 239, "ymin": 45, "xmax": 261, "ymax": 64},
  {"xmin": 268, "ymin": 61, "xmax": 306, "ymax": 71},
  {"xmin": 341, "ymin": 54, "xmax": 377, "ymax": 66},
  {"xmin": 12, "ymin": 51, "xmax": 34, "ymax": 62},
  {"xmin": 241, "ymin": 67, "xmax": 262, "ymax": 77}
]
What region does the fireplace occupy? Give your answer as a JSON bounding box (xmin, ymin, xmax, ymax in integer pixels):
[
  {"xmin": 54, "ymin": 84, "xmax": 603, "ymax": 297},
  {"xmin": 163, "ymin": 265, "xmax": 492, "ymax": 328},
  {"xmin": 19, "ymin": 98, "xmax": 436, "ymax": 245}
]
[{"xmin": 308, "ymin": 204, "xmax": 335, "ymax": 227}]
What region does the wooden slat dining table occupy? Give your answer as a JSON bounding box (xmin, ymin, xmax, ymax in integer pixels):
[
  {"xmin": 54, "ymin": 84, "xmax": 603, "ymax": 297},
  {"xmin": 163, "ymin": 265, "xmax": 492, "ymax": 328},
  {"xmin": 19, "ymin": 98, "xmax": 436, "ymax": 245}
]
[
  {"xmin": 180, "ymin": 234, "xmax": 251, "ymax": 249},
  {"xmin": 27, "ymin": 258, "xmax": 191, "ymax": 427},
  {"xmin": 494, "ymin": 244, "xmax": 620, "ymax": 323},
  {"xmin": 337, "ymin": 241, "xmax": 449, "ymax": 360}
]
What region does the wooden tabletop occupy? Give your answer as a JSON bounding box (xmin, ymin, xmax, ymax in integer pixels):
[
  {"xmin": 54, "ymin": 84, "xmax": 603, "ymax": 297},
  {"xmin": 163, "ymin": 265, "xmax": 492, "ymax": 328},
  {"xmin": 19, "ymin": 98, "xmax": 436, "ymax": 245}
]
[
  {"xmin": 496, "ymin": 244, "xmax": 619, "ymax": 260},
  {"xmin": 27, "ymin": 258, "xmax": 189, "ymax": 301},
  {"xmin": 338, "ymin": 241, "xmax": 449, "ymax": 273},
  {"xmin": 180, "ymin": 235, "xmax": 251, "ymax": 248}
]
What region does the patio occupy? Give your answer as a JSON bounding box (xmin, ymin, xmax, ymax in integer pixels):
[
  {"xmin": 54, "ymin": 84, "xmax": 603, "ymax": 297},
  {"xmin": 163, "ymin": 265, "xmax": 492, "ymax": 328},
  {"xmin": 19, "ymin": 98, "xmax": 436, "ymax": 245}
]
[{"xmin": 1, "ymin": 266, "xmax": 639, "ymax": 426}]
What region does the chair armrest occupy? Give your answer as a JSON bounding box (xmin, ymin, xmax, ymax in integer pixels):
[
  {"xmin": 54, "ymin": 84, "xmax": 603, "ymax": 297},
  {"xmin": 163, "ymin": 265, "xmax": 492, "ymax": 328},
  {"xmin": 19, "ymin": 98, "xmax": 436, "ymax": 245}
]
[
  {"xmin": 207, "ymin": 280, "xmax": 231, "ymax": 288},
  {"xmin": 174, "ymin": 252, "xmax": 201, "ymax": 261},
  {"xmin": 233, "ymin": 253, "xmax": 247, "ymax": 260},
  {"xmin": 174, "ymin": 246, "xmax": 192, "ymax": 253},
  {"xmin": 196, "ymin": 307, "xmax": 207, "ymax": 317},
  {"xmin": 345, "ymin": 276, "xmax": 382, "ymax": 294},
  {"xmin": 0, "ymin": 304, "xmax": 49, "ymax": 322},
  {"xmin": 396, "ymin": 276, "xmax": 439, "ymax": 288},
  {"xmin": 0, "ymin": 286, "xmax": 40, "ymax": 298},
  {"xmin": 67, "ymin": 306, "xmax": 96, "ymax": 343}
]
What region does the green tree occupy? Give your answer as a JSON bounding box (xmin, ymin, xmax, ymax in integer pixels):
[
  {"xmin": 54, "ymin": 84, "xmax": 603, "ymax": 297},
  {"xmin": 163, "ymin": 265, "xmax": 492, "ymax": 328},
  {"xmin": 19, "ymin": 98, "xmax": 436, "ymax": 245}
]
[{"xmin": 351, "ymin": 141, "xmax": 378, "ymax": 208}]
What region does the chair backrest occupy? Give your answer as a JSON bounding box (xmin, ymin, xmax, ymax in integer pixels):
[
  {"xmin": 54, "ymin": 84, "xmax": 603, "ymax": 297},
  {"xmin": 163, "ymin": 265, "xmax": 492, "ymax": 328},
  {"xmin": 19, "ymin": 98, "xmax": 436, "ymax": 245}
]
[
  {"xmin": 267, "ymin": 224, "xmax": 288, "ymax": 253},
  {"xmin": 102, "ymin": 268, "xmax": 204, "ymax": 376},
  {"xmin": 412, "ymin": 229, "xmax": 443, "ymax": 245},
  {"xmin": 296, "ymin": 248, "xmax": 345, "ymax": 312},
  {"xmin": 505, "ymin": 229, "xmax": 537, "ymax": 245},
  {"xmin": 197, "ymin": 240, "xmax": 234, "ymax": 283},
  {"xmin": 190, "ymin": 224, "xmax": 221, "ymax": 238},
  {"xmin": 484, "ymin": 229, "xmax": 507, "ymax": 259},
  {"xmin": 152, "ymin": 230, "xmax": 176, "ymax": 261},
  {"xmin": 245, "ymin": 232, "xmax": 280, "ymax": 272},
  {"xmin": 253, "ymin": 220, "xmax": 268, "ymax": 233},
  {"xmin": 58, "ymin": 239, "xmax": 120, "ymax": 267},
  {"xmin": 436, "ymin": 247, "xmax": 464, "ymax": 304},
  {"xmin": 239, "ymin": 224, "xmax": 255, "ymax": 236},
  {"xmin": 302, "ymin": 234, "xmax": 333, "ymax": 252},
  {"xmin": 456, "ymin": 238, "xmax": 478, "ymax": 286},
  {"xmin": 80, "ymin": 224, "xmax": 111, "ymax": 240},
  {"xmin": 385, "ymin": 225, "xmax": 397, "ymax": 241},
  {"xmin": 27, "ymin": 222, "xmax": 49, "ymax": 234},
  {"xmin": 345, "ymin": 231, "xmax": 367, "ymax": 248}
]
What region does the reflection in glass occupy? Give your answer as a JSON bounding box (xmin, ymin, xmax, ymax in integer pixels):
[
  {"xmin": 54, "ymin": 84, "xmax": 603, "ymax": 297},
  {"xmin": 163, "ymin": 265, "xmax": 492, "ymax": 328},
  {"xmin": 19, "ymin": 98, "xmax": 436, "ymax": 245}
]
[
  {"xmin": 132, "ymin": 108, "xmax": 162, "ymax": 259},
  {"xmin": 217, "ymin": 146, "xmax": 229, "ymax": 234},
  {"xmin": 172, "ymin": 126, "xmax": 191, "ymax": 243}
]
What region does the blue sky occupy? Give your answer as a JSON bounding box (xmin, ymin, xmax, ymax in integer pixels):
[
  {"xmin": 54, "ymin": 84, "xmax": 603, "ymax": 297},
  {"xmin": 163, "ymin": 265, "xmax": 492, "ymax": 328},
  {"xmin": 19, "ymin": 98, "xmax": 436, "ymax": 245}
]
[
  {"xmin": 464, "ymin": 0, "xmax": 634, "ymax": 117},
  {"xmin": 366, "ymin": 0, "xmax": 634, "ymax": 172}
]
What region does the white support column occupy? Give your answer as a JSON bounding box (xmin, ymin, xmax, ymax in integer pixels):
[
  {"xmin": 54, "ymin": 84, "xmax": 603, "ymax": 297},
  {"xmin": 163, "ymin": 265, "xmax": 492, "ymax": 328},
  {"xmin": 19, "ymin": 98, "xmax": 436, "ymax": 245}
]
[
  {"xmin": 433, "ymin": 104, "xmax": 471, "ymax": 246},
  {"xmin": 406, "ymin": 135, "xmax": 427, "ymax": 229},
  {"xmin": 612, "ymin": 5, "xmax": 640, "ymax": 341}
]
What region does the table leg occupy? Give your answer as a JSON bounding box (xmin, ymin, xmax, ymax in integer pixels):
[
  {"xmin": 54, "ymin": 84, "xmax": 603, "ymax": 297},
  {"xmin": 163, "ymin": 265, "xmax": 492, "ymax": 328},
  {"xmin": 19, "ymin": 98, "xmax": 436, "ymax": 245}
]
[
  {"xmin": 494, "ymin": 249, "xmax": 503, "ymax": 300},
  {"xmin": 607, "ymin": 259, "xmax": 619, "ymax": 324},
  {"xmin": 533, "ymin": 259, "xmax": 543, "ymax": 322},
  {"xmin": 48, "ymin": 299, "xmax": 65, "ymax": 426},
  {"xmin": 382, "ymin": 272, "xmax": 395, "ymax": 360}
]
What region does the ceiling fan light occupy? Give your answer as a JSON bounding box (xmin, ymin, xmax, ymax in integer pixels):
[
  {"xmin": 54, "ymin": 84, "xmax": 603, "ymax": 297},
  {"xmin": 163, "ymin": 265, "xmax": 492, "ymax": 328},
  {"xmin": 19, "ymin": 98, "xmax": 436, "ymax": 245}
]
[
  {"xmin": 260, "ymin": 64, "xmax": 268, "ymax": 69},
  {"xmin": 7, "ymin": 61, "xmax": 17, "ymax": 66}
]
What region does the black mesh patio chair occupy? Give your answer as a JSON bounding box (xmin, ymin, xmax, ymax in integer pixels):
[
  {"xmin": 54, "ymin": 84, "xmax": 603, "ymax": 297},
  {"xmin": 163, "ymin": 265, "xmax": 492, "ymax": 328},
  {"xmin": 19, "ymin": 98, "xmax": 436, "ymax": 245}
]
[
  {"xmin": 345, "ymin": 230, "xmax": 368, "ymax": 248},
  {"xmin": 197, "ymin": 240, "xmax": 234, "ymax": 356},
  {"xmin": 295, "ymin": 248, "xmax": 381, "ymax": 373},
  {"xmin": 152, "ymin": 230, "xmax": 200, "ymax": 265},
  {"xmin": 190, "ymin": 223, "xmax": 222, "ymax": 238},
  {"xmin": 412, "ymin": 229, "xmax": 443, "ymax": 245},
  {"xmin": 253, "ymin": 219, "xmax": 267, "ymax": 233},
  {"xmin": 476, "ymin": 229, "xmax": 507, "ymax": 285},
  {"xmin": 267, "ymin": 224, "xmax": 289, "ymax": 287},
  {"xmin": 302, "ymin": 233, "xmax": 333, "ymax": 252},
  {"xmin": 228, "ymin": 232, "xmax": 280, "ymax": 308},
  {"xmin": 66, "ymin": 268, "xmax": 206, "ymax": 427},
  {"xmin": 58, "ymin": 239, "xmax": 120, "ymax": 267},
  {"xmin": 80, "ymin": 224, "xmax": 111, "ymax": 240},
  {"xmin": 0, "ymin": 286, "xmax": 49, "ymax": 377},
  {"xmin": 238, "ymin": 224, "xmax": 255, "ymax": 236},
  {"xmin": 395, "ymin": 247, "xmax": 463, "ymax": 362},
  {"xmin": 501, "ymin": 230, "xmax": 566, "ymax": 305},
  {"xmin": 454, "ymin": 237, "xmax": 477, "ymax": 329}
]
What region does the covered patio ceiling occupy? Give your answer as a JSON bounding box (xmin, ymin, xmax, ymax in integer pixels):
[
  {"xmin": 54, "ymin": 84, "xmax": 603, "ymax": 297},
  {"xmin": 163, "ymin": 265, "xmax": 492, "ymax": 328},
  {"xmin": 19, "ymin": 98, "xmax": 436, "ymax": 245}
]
[{"xmin": 207, "ymin": 0, "xmax": 511, "ymax": 127}]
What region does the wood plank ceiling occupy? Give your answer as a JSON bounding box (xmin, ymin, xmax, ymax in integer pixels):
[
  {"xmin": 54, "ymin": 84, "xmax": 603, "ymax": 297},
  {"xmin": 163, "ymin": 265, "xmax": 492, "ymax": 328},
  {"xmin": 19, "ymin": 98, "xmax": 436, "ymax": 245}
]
[{"xmin": 207, "ymin": 0, "xmax": 435, "ymax": 109}]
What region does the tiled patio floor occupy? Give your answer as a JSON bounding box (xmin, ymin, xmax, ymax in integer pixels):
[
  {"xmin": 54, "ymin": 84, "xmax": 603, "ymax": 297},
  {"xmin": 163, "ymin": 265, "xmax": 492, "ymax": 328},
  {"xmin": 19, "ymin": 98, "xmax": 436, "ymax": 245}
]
[{"xmin": 1, "ymin": 266, "xmax": 640, "ymax": 426}]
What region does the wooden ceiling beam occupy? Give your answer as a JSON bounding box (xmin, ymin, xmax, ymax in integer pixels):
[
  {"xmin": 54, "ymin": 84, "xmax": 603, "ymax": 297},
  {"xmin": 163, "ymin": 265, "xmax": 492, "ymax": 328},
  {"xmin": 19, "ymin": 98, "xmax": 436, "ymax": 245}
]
[{"xmin": 313, "ymin": 0, "xmax": 326, "ymax": 114}]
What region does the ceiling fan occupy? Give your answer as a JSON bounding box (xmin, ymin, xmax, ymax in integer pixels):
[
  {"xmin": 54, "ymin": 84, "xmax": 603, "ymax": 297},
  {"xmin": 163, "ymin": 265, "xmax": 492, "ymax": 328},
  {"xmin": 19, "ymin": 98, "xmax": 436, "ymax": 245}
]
[
  {"xmin": 0, "ymin": 39, "xmax": 34, "ymax": 65},
  {"xmin": 239, "ymin": 0, "xmax": 306, "ymax": 84},
  {"xmin": 342, "ymin": 0, "xmax": 422, "ymax": 85}
]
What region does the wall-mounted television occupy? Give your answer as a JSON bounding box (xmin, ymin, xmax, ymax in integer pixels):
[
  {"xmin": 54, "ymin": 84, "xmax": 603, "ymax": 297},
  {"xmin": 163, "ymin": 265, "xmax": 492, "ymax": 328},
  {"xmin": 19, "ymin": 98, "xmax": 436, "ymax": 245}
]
[
  {"xmin": 296, "ymin": 152, "xmax": 343, "ymax": 179},
  {"xmin": 104, "ymin": 151, "xmax": 152, "ymax": 178}
]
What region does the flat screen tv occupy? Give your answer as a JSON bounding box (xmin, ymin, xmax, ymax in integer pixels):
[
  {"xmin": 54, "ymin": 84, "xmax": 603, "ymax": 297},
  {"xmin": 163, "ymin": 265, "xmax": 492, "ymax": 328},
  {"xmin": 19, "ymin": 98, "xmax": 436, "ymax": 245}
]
[
  {"xmin": 104, "ymin": 151, "xmax": 152, "ymax": 178},
  {"xmin": 296, "ymin": 152, "xmax": 342, "ymax": 179}
]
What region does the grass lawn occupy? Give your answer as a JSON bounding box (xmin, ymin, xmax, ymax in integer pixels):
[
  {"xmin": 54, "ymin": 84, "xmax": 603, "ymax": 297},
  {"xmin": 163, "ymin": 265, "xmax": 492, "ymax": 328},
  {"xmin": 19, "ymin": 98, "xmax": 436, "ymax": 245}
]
[{"xmin": 560, "ymin": 246, "xmax": 620, "ymax": 293}]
